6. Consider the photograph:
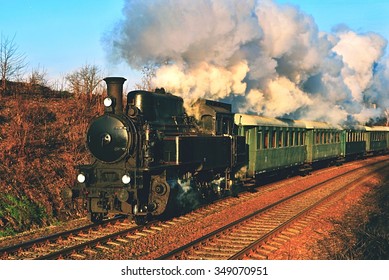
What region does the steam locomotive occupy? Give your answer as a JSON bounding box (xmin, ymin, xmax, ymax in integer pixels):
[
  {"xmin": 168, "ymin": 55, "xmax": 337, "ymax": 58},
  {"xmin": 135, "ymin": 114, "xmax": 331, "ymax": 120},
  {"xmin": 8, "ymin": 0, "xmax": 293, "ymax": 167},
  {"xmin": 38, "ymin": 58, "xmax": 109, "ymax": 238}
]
[
  {"xmin": 64, "ymin": 77, "xmax": 246, "ymax": 224},
  {"xmin": 63, "ymin": 77, "xmax": 389, "ymax": 224}
]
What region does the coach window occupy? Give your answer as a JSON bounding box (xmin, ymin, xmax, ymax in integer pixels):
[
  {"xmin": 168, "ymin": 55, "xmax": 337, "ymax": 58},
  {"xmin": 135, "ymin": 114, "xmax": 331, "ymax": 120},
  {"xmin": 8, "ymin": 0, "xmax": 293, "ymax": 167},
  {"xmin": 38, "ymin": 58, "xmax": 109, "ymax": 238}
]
[
  {"xmin": 284, "ymin": 131, "xmax": 288, "ymax": 147},
  {"xmin": 264, "ymin": 131, "xmax": 269, "ymax": 149},
  {"xmin": 257, "ymin": 130, "xmax": 262, "ymax": 150},
  {"xmin": 278, "ymin": 131, "xmax": 283, "ymax": 147},
  {"xmin": 295, "ymin": 131, "xmax": 299, "ymax": 146},
  {"xmin": 289, "ymin": 130, "xmax": 294, "ymax": 146},
  {"xmin": 271, "ymin": 130, "xmax": 276, "ymax": 148}
]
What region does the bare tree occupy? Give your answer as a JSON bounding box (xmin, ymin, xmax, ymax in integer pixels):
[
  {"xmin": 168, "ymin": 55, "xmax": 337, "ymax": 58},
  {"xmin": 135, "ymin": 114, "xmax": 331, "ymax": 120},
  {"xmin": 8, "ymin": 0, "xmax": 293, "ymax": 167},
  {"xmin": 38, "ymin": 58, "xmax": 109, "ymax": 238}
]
[
  {"xmin": 0, "ymin": 34, "xmax": 27, "ymax": 95},
  {"xmin": 65, "ymin": 63, "xmax": 103, "ymax": 100},
  {"xmin": 135, "ymin": 64, "xmax": 156, "ymax": 91},
  {"xmin": 50, "ymin": 76, "xmax": 68, "ymax": 92},
  {"xmin": 28, "ymin": 65, "xmax": 48, "ymax": 87}
]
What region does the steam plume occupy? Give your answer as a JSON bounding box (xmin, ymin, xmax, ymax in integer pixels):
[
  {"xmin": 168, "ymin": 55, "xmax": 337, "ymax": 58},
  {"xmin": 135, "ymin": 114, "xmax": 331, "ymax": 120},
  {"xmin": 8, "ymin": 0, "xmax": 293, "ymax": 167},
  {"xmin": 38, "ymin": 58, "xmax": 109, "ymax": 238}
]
[{"xmin": 105, "ymin": 0, "xmax": 389, "ymax": 126}]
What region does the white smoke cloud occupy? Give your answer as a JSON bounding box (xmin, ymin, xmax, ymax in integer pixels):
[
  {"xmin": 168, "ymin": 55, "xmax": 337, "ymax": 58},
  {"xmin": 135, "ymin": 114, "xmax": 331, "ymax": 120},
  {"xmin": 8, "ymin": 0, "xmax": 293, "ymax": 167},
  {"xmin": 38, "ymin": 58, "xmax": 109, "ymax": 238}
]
[
  {"xmin": 105, "ymin": 0, "xmax": 389, "ymax": 126},
  {"xmin": 154, "ymin": 61, "xmax": 249, "ymax": 101},
  {"xmin": 333, "ymin": 30, "xmax": 387, "ymax": 102},
  {"xmin": 244, "ymin": 76, "xmax": 312, "ymax": 117}
]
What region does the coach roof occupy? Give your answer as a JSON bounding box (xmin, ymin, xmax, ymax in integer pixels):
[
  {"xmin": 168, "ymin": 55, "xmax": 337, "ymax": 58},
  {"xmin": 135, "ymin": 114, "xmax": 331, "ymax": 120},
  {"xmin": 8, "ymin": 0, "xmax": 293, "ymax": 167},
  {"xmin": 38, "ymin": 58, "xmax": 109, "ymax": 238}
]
[{"xmin": 235, "ymin": 114, "xmax": 306, "ymax": 128}]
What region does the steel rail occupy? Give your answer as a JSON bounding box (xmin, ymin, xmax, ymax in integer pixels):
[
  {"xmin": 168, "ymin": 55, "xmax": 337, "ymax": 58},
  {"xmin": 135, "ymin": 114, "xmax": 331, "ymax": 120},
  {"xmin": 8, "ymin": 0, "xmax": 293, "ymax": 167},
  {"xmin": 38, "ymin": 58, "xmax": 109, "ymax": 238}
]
[
  {"xmin": 0, "ymin": 216, "xmax": 124, "ymax": 256},
  {"xmin": 156, "ymin": 159, "xmax": 388, "ymax": 260}
]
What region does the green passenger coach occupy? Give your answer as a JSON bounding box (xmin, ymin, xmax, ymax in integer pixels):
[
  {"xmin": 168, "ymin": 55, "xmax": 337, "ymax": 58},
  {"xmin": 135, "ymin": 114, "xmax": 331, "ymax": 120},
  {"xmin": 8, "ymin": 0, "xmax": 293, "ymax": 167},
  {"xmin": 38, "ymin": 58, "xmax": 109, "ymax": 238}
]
[
  {"xmin": 342, "ymin": 126, "xmax": 366, "ymax": 160},
  {"xmin": 365, "ymin": 126, "xmax": 389, "ymax": 154},
  {"xmin": 235, "ymin": 114, "xmax": 306, "ymax": 177},
  {"xmin": 295, "ymin": 120, "xmax": 343, "ymax": 165}
]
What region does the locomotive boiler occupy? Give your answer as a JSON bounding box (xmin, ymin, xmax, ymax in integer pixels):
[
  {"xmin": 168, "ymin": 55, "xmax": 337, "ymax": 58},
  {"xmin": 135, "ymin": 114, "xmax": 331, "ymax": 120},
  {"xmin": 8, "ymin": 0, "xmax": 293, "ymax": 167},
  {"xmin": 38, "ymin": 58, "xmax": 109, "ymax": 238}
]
[{"xmin": 66, "ymin": 77, "xmax": 247, "ymax": 224}]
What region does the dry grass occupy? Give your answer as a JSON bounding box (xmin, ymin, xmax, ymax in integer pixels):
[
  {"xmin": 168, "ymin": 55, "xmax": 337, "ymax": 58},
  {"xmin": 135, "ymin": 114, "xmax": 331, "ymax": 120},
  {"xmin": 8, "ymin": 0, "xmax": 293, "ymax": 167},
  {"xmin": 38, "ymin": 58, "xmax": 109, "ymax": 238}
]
[
  {"xmin": 317, "ymin": 176, "xmax": 389, "ymax": 259},
  {"xmin": 0, "ymin": 88, "xmax": 103, "ymax": 236}
]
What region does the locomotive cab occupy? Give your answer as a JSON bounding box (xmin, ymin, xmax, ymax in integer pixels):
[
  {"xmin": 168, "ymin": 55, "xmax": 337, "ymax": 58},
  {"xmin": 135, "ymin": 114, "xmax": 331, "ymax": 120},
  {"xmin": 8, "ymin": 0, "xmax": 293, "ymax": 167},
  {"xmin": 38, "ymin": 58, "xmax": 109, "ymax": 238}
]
[
  {"xmin": 193, "ymin": 99, "xmax": 234, "ymax": 135},
  {"xmin": 126, "ymin": 88, "xmax": 187, "ymax": 128}
]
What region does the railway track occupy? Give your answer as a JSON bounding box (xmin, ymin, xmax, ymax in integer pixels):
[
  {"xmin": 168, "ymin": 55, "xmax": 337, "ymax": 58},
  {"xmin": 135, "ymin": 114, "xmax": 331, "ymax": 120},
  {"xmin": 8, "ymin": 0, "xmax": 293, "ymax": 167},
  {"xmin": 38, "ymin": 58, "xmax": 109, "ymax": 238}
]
[
  {"xmin": 157, "ymin": 159, "xmax": 389, "ymax": 260},
  {"xmin": 0, "ymin": 216, "xmax": 138, "ymax": 260},
  {"xmin": 1, "ymin": 156, "xmax": 387, "ymax": 260}
]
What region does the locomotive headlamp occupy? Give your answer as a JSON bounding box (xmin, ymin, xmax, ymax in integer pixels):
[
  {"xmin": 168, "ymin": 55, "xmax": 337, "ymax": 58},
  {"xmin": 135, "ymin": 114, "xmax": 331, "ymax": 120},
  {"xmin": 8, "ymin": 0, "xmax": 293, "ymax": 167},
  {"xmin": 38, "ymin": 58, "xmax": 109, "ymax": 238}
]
[
  {"xmin": 121, "ymin": 174, "xmax": 131, "ymax": 184},
  {"xmin": 77, "ymin": 173, "xmax": 86, "ymax": 183},
  {"xmin": 103, "ymin": 97, "xmax": 113, "ymax": 107}
]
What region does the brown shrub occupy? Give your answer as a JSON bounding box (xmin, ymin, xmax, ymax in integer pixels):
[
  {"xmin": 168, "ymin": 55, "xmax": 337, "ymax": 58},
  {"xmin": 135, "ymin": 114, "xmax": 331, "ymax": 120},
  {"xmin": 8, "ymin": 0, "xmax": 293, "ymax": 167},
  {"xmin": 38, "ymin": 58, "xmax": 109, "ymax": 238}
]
[{"xmin": 0, "ymin": 93, "xmax": 103, "ymax": 234}]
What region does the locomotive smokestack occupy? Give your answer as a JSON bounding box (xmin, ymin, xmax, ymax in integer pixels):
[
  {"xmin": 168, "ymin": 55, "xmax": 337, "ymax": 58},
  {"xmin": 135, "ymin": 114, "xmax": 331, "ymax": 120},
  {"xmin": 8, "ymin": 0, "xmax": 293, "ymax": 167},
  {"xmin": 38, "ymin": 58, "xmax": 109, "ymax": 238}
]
[{"xmin": 104, "ymin": 77, "xmax": 126, "ymax": 114}]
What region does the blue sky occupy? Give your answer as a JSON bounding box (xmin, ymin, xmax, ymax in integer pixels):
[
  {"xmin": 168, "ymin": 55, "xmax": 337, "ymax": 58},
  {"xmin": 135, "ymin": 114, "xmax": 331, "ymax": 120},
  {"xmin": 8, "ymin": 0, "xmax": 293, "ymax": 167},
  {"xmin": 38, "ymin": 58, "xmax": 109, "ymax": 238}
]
[
  {"xmin": 0, "ymin": 0, "xmax": 126, "ymax": 81},
  {"xmin": 1, "ymin": 0, "xmax": 389, "ymax": 86},
  {"xmin": 278, "ymin": 0, "xmax": 389, "ymax": 37}
]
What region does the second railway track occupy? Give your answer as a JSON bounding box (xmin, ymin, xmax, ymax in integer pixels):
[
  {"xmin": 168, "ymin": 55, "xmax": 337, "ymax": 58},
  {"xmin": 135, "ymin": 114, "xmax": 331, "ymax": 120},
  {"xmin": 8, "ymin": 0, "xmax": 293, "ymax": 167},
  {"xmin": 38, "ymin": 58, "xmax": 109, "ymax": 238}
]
[{"xmin": 157, "ymin": 158, "xmax": 389, "ymax": 260}]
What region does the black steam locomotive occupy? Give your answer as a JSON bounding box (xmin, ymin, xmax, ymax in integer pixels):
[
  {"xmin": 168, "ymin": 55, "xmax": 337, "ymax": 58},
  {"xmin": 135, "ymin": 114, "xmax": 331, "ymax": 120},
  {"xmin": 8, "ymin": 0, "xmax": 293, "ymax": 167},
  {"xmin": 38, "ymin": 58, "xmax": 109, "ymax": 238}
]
[{"xmin": 66, "ymin": 77, "xmax": 246, "ymax": 224}]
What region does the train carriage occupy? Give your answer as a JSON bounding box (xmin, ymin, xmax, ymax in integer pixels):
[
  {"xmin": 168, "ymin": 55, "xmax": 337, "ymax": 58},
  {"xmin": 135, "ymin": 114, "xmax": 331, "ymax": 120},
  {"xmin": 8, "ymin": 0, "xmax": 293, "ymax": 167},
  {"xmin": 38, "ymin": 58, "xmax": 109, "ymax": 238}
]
[
  {"xmin": 235, "ymin": 114, "xmax": 306, "ymax": 177},
  {"xmin": 295, "ymin": 121, "xmax": 343, "ymax": 165},
  {"xmin": 342, "ymin": 126, "xmax": 367, "ymax": 160},
  {"xmin": 365, "ymin": 126, "xmax": 389, "ymax": 154}
]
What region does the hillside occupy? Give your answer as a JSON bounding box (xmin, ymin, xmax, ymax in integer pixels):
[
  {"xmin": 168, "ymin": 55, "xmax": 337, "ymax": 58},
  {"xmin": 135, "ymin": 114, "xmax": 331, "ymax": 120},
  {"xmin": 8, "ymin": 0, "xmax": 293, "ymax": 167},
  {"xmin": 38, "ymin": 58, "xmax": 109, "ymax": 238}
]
[{"xmin": 0, "ymin": 87, "xmax": 103, "ymax": 236}]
